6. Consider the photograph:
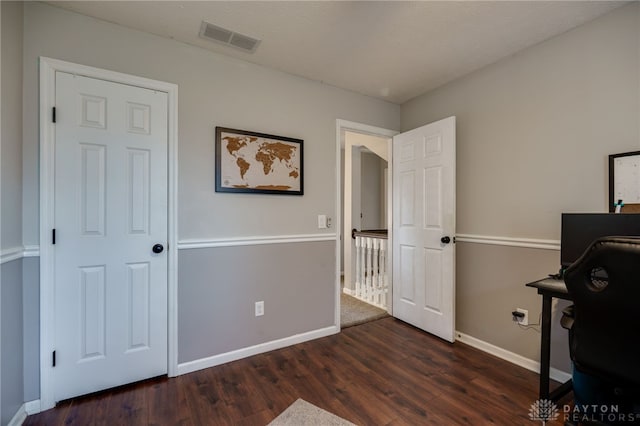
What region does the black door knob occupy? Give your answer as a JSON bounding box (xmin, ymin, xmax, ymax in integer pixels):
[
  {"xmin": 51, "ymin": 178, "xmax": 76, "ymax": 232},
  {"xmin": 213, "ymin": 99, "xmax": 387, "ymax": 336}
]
[
  {"xmin": 441, "ymin": 236, "xmax": 451, "ymax": 244},
  {"xmin": 152, "ymin": 244, "xmax": 164, "ymax": 254}
]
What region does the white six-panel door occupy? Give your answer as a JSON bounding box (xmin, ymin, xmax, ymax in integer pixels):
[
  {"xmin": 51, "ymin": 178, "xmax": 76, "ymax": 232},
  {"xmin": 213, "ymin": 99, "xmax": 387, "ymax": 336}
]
[
  {"xmin": 392, "ymin": 117, "xmax": 456, "ymax": 342},
  {"xmin": 53, "ymin": 72, "xmax": 168, "ymax": 401}
]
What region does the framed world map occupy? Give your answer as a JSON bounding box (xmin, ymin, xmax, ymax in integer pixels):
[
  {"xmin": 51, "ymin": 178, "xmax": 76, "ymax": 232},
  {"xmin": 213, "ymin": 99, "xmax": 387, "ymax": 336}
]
[{"xmin": 215, "ymin": 127, "xmax": 303, "ymax": 195}]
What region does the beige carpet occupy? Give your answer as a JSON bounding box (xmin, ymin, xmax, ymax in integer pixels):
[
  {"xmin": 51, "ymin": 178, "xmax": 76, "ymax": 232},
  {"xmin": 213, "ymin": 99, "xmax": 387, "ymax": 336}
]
[
  {"xmin": 268, "ymin": 399, "xmax": 356, "ymax": 426},
  {"xmin": 340, "ymin": 292, "xmax": 388, "ymax": 328}
]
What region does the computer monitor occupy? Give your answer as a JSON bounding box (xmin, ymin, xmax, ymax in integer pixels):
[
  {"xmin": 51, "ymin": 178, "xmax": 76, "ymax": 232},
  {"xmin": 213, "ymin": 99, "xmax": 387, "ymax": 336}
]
[{"xmin": 561, "ymin": 213, "xmax": 640, "ymax": 268}]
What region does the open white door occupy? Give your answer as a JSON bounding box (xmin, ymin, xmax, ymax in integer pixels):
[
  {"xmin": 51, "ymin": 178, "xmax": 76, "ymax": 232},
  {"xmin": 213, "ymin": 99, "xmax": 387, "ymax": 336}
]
[
  {"xmin": 53, "ymin": 72, "xmax": 168, "ymax": 401},
  {"xmin": 392, "ymin": 117, "xmax": 456, "ymax": 342}
]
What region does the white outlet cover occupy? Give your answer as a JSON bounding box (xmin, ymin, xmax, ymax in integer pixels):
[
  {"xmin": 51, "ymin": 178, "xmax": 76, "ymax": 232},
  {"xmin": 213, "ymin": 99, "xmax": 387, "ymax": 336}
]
[
  {"xmin": 516, "ymin": 308, "xmax": 528, "ymax": 326},
  {"xmin": 255, "ymin": 301, "xmax": 264, "ymax": 316}
]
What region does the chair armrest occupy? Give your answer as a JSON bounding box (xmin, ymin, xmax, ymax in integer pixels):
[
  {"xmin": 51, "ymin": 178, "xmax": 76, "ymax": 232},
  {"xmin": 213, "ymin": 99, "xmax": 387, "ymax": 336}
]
[{"xmin": 561, "ymin": 304, "xmax": 574, "ymax": 330}]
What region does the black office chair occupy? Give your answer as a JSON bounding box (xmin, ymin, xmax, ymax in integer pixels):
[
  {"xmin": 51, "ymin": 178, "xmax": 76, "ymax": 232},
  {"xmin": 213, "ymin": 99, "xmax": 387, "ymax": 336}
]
[{"xmin": 561, "ymin": 237, "xmax": 640, "ymax": 424}]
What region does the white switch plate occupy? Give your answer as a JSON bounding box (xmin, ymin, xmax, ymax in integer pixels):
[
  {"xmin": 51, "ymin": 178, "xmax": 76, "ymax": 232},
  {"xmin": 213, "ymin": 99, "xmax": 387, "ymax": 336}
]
[
  {"xmin": 255, "ymin": 301, "xmax": 264, "ymax": 317},
  {"xmin": 317, "ymin": 215, "xmax": 327, "ymax": 229}
]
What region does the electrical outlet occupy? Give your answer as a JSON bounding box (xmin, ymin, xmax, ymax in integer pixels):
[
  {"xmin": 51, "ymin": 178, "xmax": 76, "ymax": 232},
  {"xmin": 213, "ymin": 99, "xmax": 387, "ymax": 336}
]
[
  {"xmin": 255, "ymin": 301, "xmax": 264, "ymax": 317},
  {"xmin": 514, "ymin": 308, "xmax": 529, "ymax": 326}
]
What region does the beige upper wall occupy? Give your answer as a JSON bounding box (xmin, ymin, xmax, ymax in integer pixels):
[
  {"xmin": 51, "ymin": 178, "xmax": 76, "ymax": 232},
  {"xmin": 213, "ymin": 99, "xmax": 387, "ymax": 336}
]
[
  {"xmin": 361, "ymin": 152, "xmax": 385, "ymax": 229},
  {"xmin": 402, "ymin": 2, "xmax": 640, "ymax": 241},
  {"xmin": 1, "ymin": 1, "xmax": 23, "ymax": 250},
  {"xmin": 21, "ymin": 2, "xmax": 400, "ymax": 245}
]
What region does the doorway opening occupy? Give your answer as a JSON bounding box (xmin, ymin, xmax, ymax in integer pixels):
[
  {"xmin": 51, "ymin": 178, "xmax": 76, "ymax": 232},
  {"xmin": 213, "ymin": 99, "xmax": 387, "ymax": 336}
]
[
  {"xmin": 345, "ymin": 143, "xmax": 389, "ymax": 306},
  {"xmin": 335, "ymin": 117, "xmax": 457, "ymax": 341},
  {"xmin": 335, "ymin": 120, "xmax": 397, "ymax": 329}
]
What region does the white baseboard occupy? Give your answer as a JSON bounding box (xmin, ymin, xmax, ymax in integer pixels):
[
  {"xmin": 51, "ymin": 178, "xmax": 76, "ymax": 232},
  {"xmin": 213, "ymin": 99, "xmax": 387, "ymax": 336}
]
[
  {"xmin": 455, "ymin": 331, "xmax": 572, "ymax": 384},
  {"xmin": 8, "ymin": 404, "xmax": 27, "ymax": 426},
  {"xmin": 342, "ymin": 287, "xmax": 354, "ymax": 296},
  {"xmin": 176, "ymin": 325, "xmax": 339, "ymax": 376},
  {"xmin": 6, "ymin": 399, "xmax": 41, "ymax": 426},
  {"xmin": 25, "ymin": 400, "xmax": 41, "ymax": 415}
]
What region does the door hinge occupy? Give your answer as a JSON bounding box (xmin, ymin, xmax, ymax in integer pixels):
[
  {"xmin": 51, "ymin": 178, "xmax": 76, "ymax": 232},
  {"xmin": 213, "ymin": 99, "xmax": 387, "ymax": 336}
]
[
  {"xmin": 52, "ymin": 107, "xmax": 56, "ymax": 123},
  {"xmin": 52, "ymin": 229, "xmax": 56, "ymax": 245},
  {"xmin": 52, "ymin": 350, "xmax": 56, "ymax": 367}
]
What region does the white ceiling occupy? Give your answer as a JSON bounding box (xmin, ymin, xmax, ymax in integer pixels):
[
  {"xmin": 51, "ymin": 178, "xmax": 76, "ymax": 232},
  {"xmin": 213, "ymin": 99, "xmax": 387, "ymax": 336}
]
[{"xmin": 47, "ymin": 1, "xmax": 627, "ymax": 104}]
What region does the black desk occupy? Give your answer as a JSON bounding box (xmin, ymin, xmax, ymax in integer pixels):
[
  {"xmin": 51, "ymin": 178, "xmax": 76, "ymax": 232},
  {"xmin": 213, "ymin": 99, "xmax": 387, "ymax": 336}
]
[{"xmin": 526, "ymin": 277, "xmax": 573, "ymax": 401}]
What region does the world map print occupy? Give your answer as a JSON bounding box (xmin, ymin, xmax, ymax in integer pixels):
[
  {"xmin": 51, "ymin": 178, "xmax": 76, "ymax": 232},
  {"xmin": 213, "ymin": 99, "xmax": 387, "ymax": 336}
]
[{"xmin": 218, "ymin": 130, "xmax": 302, "ymax": 193}]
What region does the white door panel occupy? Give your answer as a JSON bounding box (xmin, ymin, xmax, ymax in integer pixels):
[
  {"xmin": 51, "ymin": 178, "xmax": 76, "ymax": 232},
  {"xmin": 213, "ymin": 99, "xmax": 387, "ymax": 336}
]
[
  {"xmin": 54, "ymin": 72, "xmax": 168, "ymax": 401},
  {"xmin": 392, "ymin": 117, "xmax": 455, "ymax": 342}
]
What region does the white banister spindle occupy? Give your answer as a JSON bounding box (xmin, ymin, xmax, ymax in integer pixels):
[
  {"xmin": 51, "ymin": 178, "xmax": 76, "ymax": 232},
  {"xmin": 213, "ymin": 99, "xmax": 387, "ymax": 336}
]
[
  {"xmin": 355, "ymin": 236, "xmax": 362, "ymax": 298},
  {"xmin": 350, "ymin": 231, "xmax": 389, "ymax": 310},
  {"xmin": 372, "ymin": 238, "xmax": 379, "ymax": 304},
  {"xmin": 360, "ymin": 237, "xmax": 365, "ymax": 298},
  {"xmin": 379, "ymin": 239, "xmax": 387, "ymax": 307},
  {"xmin": 361, "ymin": 237, "xmax": 371, "ymax": 300}
]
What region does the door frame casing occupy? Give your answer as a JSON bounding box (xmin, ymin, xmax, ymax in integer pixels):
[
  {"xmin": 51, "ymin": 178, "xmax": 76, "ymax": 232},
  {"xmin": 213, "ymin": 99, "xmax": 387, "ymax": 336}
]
[
  {"xmin": 334, "ymin": 119, "xmax": 397, "ymax": 328},
  {"xmin": 39, "ymin": 57, "xmax": 179, "ymax": 410}
]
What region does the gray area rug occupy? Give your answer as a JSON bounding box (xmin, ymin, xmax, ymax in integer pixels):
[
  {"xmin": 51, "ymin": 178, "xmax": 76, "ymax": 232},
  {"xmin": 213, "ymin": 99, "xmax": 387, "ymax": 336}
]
[
  {"xmin": 340, "ymin": 292, "xmax": 388, "ymax": 328},
  {"xmin": 268, "ymin": 399, "xmax": 356, "ymax": 426}
]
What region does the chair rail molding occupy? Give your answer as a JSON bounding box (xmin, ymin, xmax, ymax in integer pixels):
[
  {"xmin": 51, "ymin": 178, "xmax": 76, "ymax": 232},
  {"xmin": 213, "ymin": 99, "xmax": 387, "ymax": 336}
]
[
  {"xmin": 0, "ymin": 245, "xmax": 41, "ymax": 264},
  {"xmin": 177, "ymin": 233, "xmax": 337, "ymax": 249},
  {"xmin": 1, "ymin": 246, "xmax": 24, "ymax": 264},
  {"xmin": 455, "ymin": 233, "xmax": 560, "ymax": 251},
  {"xmin": 23, "ymin": 245, "xmax": 40, "ymax": 257}
]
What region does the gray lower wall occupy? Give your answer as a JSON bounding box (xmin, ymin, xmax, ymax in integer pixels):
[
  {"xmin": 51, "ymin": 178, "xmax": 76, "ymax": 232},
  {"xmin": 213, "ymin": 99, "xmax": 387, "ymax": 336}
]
[
  {"xmin": 17, "ymin": 241, "xmax": 336, "ymax": 401},
  {"xmin": 1, "ymin": 259, "xmax": 24, "ymax": 425},
  {"xmin": 178, "ymin": 241, "xmax": 335, "ymax": 364},
  {"xmin": 456, "ymin": 242, "xmax": 570, "ymax": 372},
  {"xmin": 22, "ymin": 257, "xmax": 39, "ymax": 402}
]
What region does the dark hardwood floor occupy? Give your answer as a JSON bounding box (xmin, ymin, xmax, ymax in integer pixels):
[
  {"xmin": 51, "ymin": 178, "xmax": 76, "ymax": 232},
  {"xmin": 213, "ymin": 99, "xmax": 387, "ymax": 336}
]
[{"xmin": 26, "ymin": 317, "xmax": 568, "ymax": 425}]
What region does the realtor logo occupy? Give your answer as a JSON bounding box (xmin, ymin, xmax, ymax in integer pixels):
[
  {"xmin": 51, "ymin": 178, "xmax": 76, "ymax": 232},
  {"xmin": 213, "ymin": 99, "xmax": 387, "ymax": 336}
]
[{"xmin": 529, "ymin": 399, "xmax": 559, "ymax": 424}]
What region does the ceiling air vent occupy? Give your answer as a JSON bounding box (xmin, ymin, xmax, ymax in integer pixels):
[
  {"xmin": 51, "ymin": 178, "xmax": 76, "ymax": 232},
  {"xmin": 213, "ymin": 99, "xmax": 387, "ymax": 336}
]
[{"xmin": 199, "ymin": 21, "xmax": 261, "ymax": 53}]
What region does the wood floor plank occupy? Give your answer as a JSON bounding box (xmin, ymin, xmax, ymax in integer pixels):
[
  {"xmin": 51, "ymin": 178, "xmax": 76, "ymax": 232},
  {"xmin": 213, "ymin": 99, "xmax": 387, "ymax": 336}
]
[
  {"xmin": 332, "ymin": 334, "xmax": 438, "ymax": 423},
  {"xmin": 301, "ymin": 333, "xmax": 402, "ymax": 422},
  {"xmin": 105, "ymin": 382, "xmax": 148, "ymax": 426},
  {"xmin": 26, "ymin": 317, "xmax": 565, "ymax": 425},
  {"xmin": 182, "ymin": 368, "xmax": 234, "ymax": 426},
  {"xmin": 24, "ymin": 400, "xmax": 71, "ymax": 426},
  {"xmin": 147, "ymin": 377, "xmax": 193, "ymax": 426},
  {"xmin": 57, "ymin": 392, "xmax": 109, "ymax": 425}
]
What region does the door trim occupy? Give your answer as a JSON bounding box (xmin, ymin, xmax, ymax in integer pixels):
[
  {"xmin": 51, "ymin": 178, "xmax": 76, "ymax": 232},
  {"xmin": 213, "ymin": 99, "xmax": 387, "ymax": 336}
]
[
  {"xmin": 335, "ymin": 120, "xmax": 397, "ymax": 328},
  {"xmin": 38, "ymin": 57, "xmax": 179, "ymax": 410}
]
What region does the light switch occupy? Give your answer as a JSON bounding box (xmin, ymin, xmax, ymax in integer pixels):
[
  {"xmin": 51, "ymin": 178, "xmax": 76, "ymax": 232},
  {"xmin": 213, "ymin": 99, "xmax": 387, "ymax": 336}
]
[{"xmin": 318, "ymin": 215, "xmax": 327, "ymax": 229}]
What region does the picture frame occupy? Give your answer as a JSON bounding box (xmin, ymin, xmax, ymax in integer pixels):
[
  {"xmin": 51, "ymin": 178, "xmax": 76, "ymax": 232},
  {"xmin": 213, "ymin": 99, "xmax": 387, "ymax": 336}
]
[
  {"xmin": 609, "ymin": 150, "xmax": 640, "ymax": 212},
  {"xmin": 215, "ymin": 127, "xmax": 303, "ymax": 195}
]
